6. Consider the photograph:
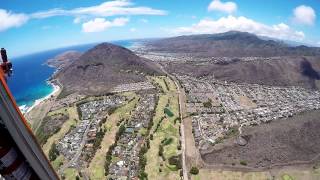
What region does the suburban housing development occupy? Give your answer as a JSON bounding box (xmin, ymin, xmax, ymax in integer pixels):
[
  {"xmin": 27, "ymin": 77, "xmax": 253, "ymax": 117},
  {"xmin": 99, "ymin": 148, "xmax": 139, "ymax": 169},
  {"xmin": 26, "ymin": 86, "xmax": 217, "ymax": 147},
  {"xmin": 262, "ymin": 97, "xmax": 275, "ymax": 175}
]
[{"xmin": 23, "ymin": 31, "xmax": 320, "ymax": 180}]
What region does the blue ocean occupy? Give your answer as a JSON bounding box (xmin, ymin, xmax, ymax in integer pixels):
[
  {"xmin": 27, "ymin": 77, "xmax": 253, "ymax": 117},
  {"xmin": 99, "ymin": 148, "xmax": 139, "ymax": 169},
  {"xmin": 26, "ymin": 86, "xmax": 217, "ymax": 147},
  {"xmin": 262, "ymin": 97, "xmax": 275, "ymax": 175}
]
[{"xmin": 7, "ymin": 40, "xmax": 137, "ymax": 109}]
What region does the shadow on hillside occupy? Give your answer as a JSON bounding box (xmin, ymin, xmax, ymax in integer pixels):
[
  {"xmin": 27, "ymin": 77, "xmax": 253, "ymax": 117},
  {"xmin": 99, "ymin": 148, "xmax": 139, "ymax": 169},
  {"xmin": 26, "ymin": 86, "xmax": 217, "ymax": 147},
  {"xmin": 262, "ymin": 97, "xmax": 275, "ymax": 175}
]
[{"xmin": 301, "ymin": 58, "xmax": 320, "ymax": 89}]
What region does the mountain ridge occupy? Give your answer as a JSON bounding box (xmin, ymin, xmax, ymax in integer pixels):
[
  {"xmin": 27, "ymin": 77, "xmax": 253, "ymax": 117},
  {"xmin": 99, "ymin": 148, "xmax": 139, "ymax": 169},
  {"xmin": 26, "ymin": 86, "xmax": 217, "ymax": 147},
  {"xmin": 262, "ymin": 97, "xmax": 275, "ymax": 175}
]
[{"xmin": 147, "ymin": 31, "xmax": 320, "ymax": 57}]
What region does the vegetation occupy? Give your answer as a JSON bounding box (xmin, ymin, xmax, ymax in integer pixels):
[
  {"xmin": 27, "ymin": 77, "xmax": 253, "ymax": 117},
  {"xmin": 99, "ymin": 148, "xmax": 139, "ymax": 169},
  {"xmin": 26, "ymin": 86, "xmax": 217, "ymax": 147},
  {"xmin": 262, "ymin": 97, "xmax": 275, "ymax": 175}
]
[
  {"xmin": 42, "ymin": 106, "xmax": 79, "ymax": 156},
  {"xmin": 36, "ymin": 113, "xmax": 69, "ymax": 145},
  {"xmin": 240, "ymin": 160, "xmax": 248, "ymax": 166},
  {"xmin": 168, "ymin": 155, "xmax": 182, "ymax": 169},
  {"xmin": 48, "ymin": 142, "xmax": 59, "ymax": 161},
  {"xmin": 226, "ymin": 127, "xmax": 239, "ymax": 138},
  {"xmin": 162, "ymin": 137, "xmax": 173, "ymax": 146},
  {"xmin": 87, "ymin": 93, "xmax": 138, "ymax": 179},
  {"xmin": 63, "ymin": 168, "xmax": 79, "ymax": 180},
  {"xmin": 159, "ymin": 144, "xmax": 164, "ymax": 159},
  {"xmin": 282, "ymin": 174, "xmax": 294, "ymax": 180},
  {"xmin": 211, "ymin": 126, "xmax": 239, "ymax": 145},
  {"xmin": 116, "ymin": 124, "xmax": 126, "ymax": 140},
  {"xmin": 203, "ymin": 99, "xmax": 212, "ymax": 108},
  {"xmin": 164, "ymin": 107, "xmax": 174, "ymax": 117},
  {"xmin": 191, "ymin": 169, "xmax": 273, "ymax": 180},
  {"xmin": 145, "ymin": 76, "xmax": 181, "ymax": 179},
  {"xmin": 104, "ymin": 143, "xmax": 115, "ymax": 176},
  {"xmin": 51, "ymin": 155, "xmax": 64, "ymax": 170},
  {"xmin": 190, "ymin": 167, "xmax": 199, "ymax": 175},
  {"xmin": 139, "ymin": 145, "xmax": 149, "ymax": 179},
  {"xmin": 84, "ymin": 128, "xmax": 106, "ymax": 163}
]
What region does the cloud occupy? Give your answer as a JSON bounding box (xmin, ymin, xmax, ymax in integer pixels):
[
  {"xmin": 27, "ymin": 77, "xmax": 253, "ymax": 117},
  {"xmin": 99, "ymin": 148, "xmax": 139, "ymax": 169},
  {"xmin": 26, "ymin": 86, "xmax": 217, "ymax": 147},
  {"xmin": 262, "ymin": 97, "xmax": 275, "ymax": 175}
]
[
  {"xmin": 293, "ymin": 5, "xmax": 316, "ymax": 25},
  {"xmin": 73, "ymin": 17, "xmax": 83, "ymax": 24},
  {"xmin": 0, "ymin": 9, "xmax": 28, "ymax": 31},
  {"xmin": 174, "ymin": 16, "xmax": 305, "ymax": 41},
  {"xmin": 208, "ymin": 0, "xmax": 237, "ymax": 14},
  {"xmin": 139, "ymin": 18, "xmax": 149, "ymax": 23},
  {"xmin": 82, "ymin": 17, "xmax": 129, "ymax": 33},
  {"xmin": 130, "ymin": 28, "xmax": 137, "ymax": 32},
  {"xmin": 31, "ymin": 0, "xmax": 167, "ymax": 19},
  {"xmin": 0, "ymin": 0, "xmax": 166, "ymax": 32}
]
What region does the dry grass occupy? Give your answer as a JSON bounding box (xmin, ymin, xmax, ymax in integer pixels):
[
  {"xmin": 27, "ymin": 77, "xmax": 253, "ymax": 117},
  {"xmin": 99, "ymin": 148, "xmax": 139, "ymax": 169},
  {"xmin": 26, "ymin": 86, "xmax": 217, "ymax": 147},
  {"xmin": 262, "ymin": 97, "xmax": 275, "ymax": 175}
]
[
  {"xmin": 273, "ymin": 167, "xmax": 320, "ymax": 180},
  {"xmin": 151, "ymin": 76, "xmax": 169, "ymax": 93},
  {"xmin": 191, "ymin": 166, "xmax": 320, "ymax": 180},
  {"xmin": 63, "ymin": 168, "xmax": 79, "ymax": 180},
  {"xmin": 51, "ymin": 155, "xmax": 64, "ymax": 170},
  {"xmin": 192, "ymin": 169, "xmax": 272, "ymax": 180},
  {"xmin": 238, "ymin": 95, "xmax": 257, "ymax": 109}
]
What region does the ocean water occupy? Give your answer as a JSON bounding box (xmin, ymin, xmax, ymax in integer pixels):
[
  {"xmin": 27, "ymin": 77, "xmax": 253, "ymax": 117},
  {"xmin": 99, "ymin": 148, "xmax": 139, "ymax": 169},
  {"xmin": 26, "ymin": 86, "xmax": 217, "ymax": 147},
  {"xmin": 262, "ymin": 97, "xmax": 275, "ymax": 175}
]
[{"xmin": 7, "ymin": 40, "xmax": 136, "ymax": 109}]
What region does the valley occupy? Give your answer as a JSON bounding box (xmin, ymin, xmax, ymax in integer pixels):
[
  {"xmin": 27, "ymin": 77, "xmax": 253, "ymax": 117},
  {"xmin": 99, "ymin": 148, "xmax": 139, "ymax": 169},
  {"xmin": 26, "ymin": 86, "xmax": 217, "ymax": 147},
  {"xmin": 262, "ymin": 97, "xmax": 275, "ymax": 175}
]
[{"xmin": 24, "ymin": 31, "xmax": 320, "ymax": 180}]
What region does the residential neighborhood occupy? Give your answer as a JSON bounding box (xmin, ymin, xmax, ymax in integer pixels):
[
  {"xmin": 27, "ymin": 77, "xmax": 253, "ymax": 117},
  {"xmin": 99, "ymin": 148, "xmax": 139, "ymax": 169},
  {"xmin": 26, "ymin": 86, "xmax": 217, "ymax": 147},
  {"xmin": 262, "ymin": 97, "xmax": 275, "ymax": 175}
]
[
  {"xmin": 57, "ymin": 96, "xmax": 126, "ymax": 167},
  {"xmin": 107, "ymin": 94, "xmax": 156, "ymax": 179},
  {"xmin": 176, "ymin": 75, "xmax": 320, "ymax": 149}
]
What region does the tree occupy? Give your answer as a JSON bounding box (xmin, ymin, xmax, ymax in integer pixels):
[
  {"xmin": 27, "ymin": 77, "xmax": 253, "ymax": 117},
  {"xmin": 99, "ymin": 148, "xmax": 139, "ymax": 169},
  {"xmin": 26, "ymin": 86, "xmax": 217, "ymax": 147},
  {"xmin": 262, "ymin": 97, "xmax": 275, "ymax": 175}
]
[
  {"xmin": 190, "ymin": 167, "xmax": 199, "ymax": 175},
  {"xmin": 116, "ymin": 125, "xmax": 126, "ymax": 140},
  {"xmin": 203, "ymin": 99, "xmax": 212, "ymax": 108},
  {"xmin": 49, "ymin": 143, "xmax": 59, "ymax": 161},
  {"xmin": 139, "ymin": 171, "xmax": 148, "ymax": 180},
  {"xmin": 168, "ymin": 155, "xmax": 182, "ymax": 169},
  {"xmin": 158, "ymin": 145, "xmax": 164, "ymax": 157},
  {"xmin": 240, "ymin": 160, "xmax": 247, "ymax": 166}
]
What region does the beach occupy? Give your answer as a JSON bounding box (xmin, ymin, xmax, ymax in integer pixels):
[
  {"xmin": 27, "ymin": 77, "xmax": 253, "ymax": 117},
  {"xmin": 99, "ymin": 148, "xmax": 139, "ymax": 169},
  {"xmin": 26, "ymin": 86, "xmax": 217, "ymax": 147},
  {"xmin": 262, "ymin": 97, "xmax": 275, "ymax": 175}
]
[
  {"xmin": 22, "ymin": 81, "xmax": 61, "ymax": 114},
  {"xmin": 22, "ymin": 80, "xmax": 62, "ymax": 132}
]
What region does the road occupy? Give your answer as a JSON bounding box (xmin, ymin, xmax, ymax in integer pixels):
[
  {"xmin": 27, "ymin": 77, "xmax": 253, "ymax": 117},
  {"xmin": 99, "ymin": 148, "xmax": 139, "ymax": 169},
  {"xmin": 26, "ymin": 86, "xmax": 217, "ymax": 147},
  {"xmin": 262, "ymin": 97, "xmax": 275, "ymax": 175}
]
[
  {"xmin": 174, "ymin": 76, "xmax": 189, "ymax": 180},
  {"xmin": 58, "ymin": 120, "xmax": 91, "ymax": 175}
]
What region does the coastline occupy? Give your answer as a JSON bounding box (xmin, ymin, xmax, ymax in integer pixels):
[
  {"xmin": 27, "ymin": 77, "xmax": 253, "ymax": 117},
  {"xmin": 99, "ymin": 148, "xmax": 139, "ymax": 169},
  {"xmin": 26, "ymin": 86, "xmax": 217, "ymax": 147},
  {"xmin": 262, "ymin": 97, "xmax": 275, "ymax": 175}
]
[
  {"xmin": 17, "ymin": 40, "xmax": 135, "ymax": 115},
  {"xmin": 20, "ymin": 80, "xmax": 61, "ymax": 114}
]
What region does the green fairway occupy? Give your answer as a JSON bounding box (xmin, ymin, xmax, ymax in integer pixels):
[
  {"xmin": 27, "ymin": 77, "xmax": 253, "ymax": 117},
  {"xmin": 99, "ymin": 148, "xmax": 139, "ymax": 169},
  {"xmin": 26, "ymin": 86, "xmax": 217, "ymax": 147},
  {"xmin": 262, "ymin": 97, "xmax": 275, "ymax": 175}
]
[{"xmin": 145, "ymin": 76, "xmax": 181, "ymax": 180}]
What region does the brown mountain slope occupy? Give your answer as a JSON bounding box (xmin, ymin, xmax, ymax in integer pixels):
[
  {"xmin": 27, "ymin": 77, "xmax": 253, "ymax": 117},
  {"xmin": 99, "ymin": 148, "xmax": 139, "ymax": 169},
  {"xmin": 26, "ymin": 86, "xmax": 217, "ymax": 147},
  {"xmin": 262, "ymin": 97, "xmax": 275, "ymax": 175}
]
[
  {"xmin": 147, "ymin": 31, "xmax": 320, "ymax": 57},
  {"xmin": 164, "ymin": 56, "xmax": 320, "ymax": 89},
  {"xmin": 56, "ymin": 43, "xmax": 163, "ymax": 95}
]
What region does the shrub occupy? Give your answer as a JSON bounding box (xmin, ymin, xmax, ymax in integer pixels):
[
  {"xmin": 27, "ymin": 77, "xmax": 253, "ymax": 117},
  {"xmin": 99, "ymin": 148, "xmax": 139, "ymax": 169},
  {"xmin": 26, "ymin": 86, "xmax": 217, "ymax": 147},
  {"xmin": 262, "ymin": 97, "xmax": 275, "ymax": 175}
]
[
  {"xmin": 240, "ymin": 160, "xmax": 247, "ymax": 166},
  {"xmin": 177, "ymin": 144, "xmax": 181, "ymax": 150},
  {"xmin": 158, "ymin": 145, "xmax": 164, "ymax": 157},
  {"xmin": 203, "ymin": 100, "xmax": 212, "ymax": 108},
  {"xmin": 139, "ymin": 170, "xmax": 148, "ymax": 179},
  {"xmin": 107, "ymin": 106, "xmax": 118, "ymax": 115},
  {"xmin": 190, "ymin": 167, "xmax": 199, "ymax": 175},
  {"xmin": 48, "ymin": 143, "xmax": 59, "ymax": 161},
  {"xmin": 225, "ymin": 127, "xmax": 239, "ymax": 138},
  {"xmin": 168, "ymin": 155, "xmax": 182, "ymax": 169},
  {"xmin": 162, "ymin": 137, "xmax": 173, "ymax": 146},
  {"xmin": 164, "ymin": 108, "xmax": 174, "ymax": 117}
]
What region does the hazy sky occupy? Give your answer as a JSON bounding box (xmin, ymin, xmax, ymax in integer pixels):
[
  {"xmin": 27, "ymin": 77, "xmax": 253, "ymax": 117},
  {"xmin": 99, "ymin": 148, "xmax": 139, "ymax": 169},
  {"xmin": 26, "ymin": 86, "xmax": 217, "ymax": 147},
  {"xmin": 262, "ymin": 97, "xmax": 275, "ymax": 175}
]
[{"xmin": 0, "ymin": 0, "xmax": 319, "ymax": 57}]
